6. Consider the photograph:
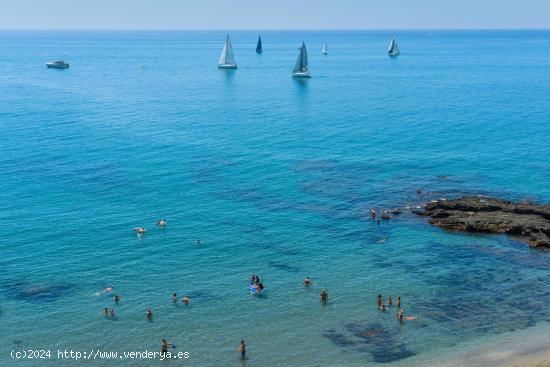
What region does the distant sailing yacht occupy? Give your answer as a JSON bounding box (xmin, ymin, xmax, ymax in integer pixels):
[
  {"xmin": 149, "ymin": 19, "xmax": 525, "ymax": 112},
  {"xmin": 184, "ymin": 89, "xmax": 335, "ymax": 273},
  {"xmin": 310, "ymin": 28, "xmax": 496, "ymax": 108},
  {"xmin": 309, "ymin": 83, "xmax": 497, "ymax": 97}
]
[
  {"xmin": 292, "ymin": 42, "xmax": 310, "ymax": 78},
  {"xmin": 388, "ymin": 34, "xmax": 400, "ymax": 57},
  {"xmin": 321, "ymin": 43, "xmax": 328, "ymax": 55},
  {"xmin": 218, "ymin": 35, "xmax": 237, "ymax": 69},
  {"xmin": 256, "ymin": 35, "xmax": 263, "ymax": 53}
]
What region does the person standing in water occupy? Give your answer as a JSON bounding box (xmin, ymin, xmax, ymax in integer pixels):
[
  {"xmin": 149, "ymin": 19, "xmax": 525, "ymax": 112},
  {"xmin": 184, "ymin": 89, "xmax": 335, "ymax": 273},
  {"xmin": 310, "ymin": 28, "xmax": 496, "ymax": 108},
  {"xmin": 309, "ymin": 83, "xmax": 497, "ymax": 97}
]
[
  {"xmin": 303, "ymin": 277, "xmax": 312, "ymax": 287},
  {"xmin": 238, "ymin": 340, "xmax": 246, "ymax": 360},
  {"xmin": 114, "ymin": 294, "xmax": 120, "ymax": 303},
  {"xmin": 110, "ymin": 309, "xmax": 116, "ymax": 319},
  {"xmin": 161, "ymin": 339, "xmax": 171, "ymax": 358},
  {"xmin": 103, "ymin": 307, "xmax": 109, "ymax": 317},
  {"xmin": 146, "ymin": 308, "xmax": 153, "ymax": 320},
  {"xmin": 320, "ymin": 290, "xmax": 329, "ymax": 302},
  {"xmin": 172, "ymin": 293, "xmax": 177, "ymax": 303},
  {"xmin": 396, "ymin": 309, "xmax": 404, "ymax": 323},
  {"xmin": 377, "ymin": 294, "xmax": 382, "ymax": 308},
  {"xmin": 387, "ymin": 296, "xmax": 392, "ymax": 306},
  {"xmin": 396, "ymin": 296, "xmax": 401, "ymax": 309}
]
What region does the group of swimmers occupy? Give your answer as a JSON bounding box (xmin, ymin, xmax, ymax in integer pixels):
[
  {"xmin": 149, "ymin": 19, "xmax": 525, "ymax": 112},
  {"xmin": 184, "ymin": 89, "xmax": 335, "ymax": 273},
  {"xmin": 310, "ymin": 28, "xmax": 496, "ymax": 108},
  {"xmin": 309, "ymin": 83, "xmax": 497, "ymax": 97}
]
[
  {"xmin": 376, "ymin": 294, "xmax": 414, "ymax": 322},
  {"xmin": 133, "ymin": 218, "xmax": 168, "ymax": 235},
  {"xmin": 101, "ymin": 289, "xmax": 192, "ymax": 323}
]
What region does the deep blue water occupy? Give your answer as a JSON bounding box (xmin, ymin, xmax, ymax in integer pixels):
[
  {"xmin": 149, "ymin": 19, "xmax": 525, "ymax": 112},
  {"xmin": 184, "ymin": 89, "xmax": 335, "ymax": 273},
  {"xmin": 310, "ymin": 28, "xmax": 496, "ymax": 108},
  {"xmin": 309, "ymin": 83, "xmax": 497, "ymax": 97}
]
[{"xmin": 0, "ymin": 30, "xmax": 549, "ymax": 366}]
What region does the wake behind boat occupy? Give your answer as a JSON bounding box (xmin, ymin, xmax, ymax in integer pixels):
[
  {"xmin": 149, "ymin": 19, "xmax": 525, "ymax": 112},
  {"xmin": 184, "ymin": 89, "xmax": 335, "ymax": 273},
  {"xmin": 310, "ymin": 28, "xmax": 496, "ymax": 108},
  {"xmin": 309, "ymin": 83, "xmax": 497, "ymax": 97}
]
[
  {"xmin": 218, "ymin": 35, "xmax": 237, "ymax": 69},
  {"xmin": 46, "ymin": 60, "xmax": 69, "ymax": 69},
  {"xmin": 292, "ymin": 42, "xmax": 310, "ymax": 78},
  {"xmin": 388, "ymin": 34, "xmax": 400, "ymax": 57}
]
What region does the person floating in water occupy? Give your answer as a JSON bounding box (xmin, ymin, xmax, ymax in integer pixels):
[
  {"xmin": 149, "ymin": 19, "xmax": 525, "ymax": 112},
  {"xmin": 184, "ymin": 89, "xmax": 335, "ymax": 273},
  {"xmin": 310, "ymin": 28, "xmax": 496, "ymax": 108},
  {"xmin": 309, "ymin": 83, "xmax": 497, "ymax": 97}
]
[
  {"xmin": 146, "ymin": 308, "xmax": 153, "ymax": 320},
  {"xmin": 238, "ymin": 340, "xmax": 246, "ymax": 360},
  {"xmin": 377, "ymin": 294, "xmax": 382, "ymax": 308},
  {"xmin": 103, "ymin": 307, "xmax": 109, "ymax": 317},
  {"xmin": 161, "ymin": 339, "xmax": 171, "ymax": 357},
  {"xmin": 387, "ymin": 296, "xmax": 392, "ymax": 306},
  {"xmin": 320, "ymin": 290, "xmax": 329, "ymax": 302},
  {"xmin": 172, "ymin": 293, "xmax": 178, "ymax": 303},
  {"xmin": 303, "ymin": 277, "xmax": 312, "ymax": 287},
  {"xmin": 134, "ymin": 227, "xmax": 146, "ymax": 235},
  {"xmin": 156, "ymin": 219, "xmax": 167, "ymax": 226},
  {"xmin": 114, "ymin": 294, "xmax": 120, "ymax": 303},
  {"xmin": 396, "ymin": 296, "xmax": 401, "ymax": 309},
  {"xmin": 103, "ymin": 286, "xmax": 114, "ymax": 293},
  {"xmin": 182, "ymin": 296, "xmax": 190, "ymax": 305}
]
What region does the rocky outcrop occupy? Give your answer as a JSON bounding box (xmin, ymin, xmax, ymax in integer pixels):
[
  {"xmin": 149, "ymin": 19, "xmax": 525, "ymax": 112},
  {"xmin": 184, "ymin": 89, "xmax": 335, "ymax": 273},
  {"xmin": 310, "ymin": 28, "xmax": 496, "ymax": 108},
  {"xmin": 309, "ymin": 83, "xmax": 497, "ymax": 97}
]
[{"xmin": 415, "ymin": 196, "xmax": 550, "ymax": 249}]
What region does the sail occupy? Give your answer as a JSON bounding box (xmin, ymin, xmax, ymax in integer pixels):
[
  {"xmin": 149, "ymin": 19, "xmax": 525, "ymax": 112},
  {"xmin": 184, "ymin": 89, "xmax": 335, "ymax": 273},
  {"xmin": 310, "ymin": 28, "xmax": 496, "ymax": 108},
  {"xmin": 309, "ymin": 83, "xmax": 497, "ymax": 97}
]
[
  {"xmin": 256, "ymin": 35, "xmax": 262, "ymax": 53},
  {"xmin": 293, "ymin": 42, "xmax": 309, "ymax": 73},
  {"xmin": 322, "ymin": 44, "xmax": 328, "ymax": 54},
  {"xmin": 219, "ymin": 35, "xmax": 236, "ymax": 65},
  {"xmin": 388, "ymin": 34, "xmax": 399, "ymax": 55}
]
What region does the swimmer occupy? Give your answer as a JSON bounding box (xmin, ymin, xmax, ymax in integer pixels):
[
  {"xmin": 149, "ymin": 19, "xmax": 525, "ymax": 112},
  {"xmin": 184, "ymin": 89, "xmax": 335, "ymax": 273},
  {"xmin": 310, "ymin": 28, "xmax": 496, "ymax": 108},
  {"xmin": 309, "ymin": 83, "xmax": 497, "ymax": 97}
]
[
  {"xmin": 377, "ymin": 294, "xmax": 382, "ymax": 308},
  {"xmin": 303, "ymin": 277, "xmax": 312, "ymax": 287},
  {"xmin": 156, "ymin": 219, "xmax": 167, "ymax": 226},
  {"xmin": 182, "ymin": 296, "xmax": 190, "ymax": 305},
  {"xmin": 238, "ymin": 340, "xmax": 246, "ymax": 360},
  {"xmin": 110, "ymin": 309, "xmax": 116, "ymax": 318},
  {"xmin": 250, "ymin": 275, "xmax": 256, "ymax": 285},
  {"xmin": 134, "ymin": 227, "xmax": 146, "ymax": 235},
  {"xmin": 370, "ymin": 208, "xmax": 376, "ymax": 218},
  {"xmin": 377, "ymin": 219, "xmax": 381, "ymax": 226},
  {"xmin": 103, "ymin": 286, "xmax": 114, "ymax": 293},
  {"xmin": 172, "ymin": 293, "xmax": 177, "ymax": 303},
  {"xmin": 380, "ymin": 304, "xmax": 386, "ymax": 312},
  {"xmin": 161, "ymin": 339, "xmax": 171, "ymax": 357},
  {"xmin": 255, "ymin": 276, "xmax": 261, "ymax": 285},
  {"xmin": 196, "ymin": 239, "xmax": 201, "ymax": 245},
  {"xmin": 320, "ymin": 290, "xmax": 329, "ymax": 302},
  {"xmin": 103, "ymin": 307, "xmax": 109, "ymax": 317},
  {"xmin": 396, "ymin": 296, "xmax": 401, "ymax": 309},
  {"xmin": 114, "ymin": 294, "xmax": 120, "ymax": 303},
  {"xmin": 257, "ymin": 283, "xmax": 264, "ymax": 292},
  {"xmin": 396, "ymin": 309, "xmax": 404, "ymax": 323},
  {"xmin": 146, "ymin": 308, "xmax": 153, "ymax": 320},
  {"xmin": 387, "ymin": 296, "xmax": 392, "ymax": 306}
]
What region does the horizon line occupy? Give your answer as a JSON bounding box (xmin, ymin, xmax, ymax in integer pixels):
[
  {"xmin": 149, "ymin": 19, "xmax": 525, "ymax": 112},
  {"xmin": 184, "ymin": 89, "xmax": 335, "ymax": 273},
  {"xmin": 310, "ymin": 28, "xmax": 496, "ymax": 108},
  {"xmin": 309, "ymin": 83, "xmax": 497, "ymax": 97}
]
[{"xmin": 1, "ymin": 27, "xmax": 550, "ymax": 32}]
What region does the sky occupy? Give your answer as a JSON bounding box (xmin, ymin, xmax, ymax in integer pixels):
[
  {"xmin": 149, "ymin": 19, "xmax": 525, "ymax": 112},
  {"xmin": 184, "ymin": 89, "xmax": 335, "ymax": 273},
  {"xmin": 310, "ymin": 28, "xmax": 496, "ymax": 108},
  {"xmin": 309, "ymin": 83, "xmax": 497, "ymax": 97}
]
[{"xmin": 0, "ymin": 0, "xmax": 549, "ymax": 30}]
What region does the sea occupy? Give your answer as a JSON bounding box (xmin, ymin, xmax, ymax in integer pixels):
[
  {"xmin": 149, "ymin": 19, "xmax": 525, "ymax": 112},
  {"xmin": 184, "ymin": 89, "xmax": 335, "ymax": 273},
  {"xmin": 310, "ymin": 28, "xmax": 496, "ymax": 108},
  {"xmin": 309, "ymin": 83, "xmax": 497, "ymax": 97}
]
[{"xmin": 0, "ymin": 30, "xmax": 549, "ymax": 366}]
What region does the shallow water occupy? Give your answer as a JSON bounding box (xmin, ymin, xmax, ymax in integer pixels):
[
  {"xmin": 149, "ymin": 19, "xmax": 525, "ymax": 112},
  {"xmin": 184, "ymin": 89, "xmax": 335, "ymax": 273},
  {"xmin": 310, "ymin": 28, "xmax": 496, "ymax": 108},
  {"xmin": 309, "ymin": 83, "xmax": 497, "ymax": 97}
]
[{"xmin": 0, "ymin": 30, "xmax": 549, "ymax": 366}]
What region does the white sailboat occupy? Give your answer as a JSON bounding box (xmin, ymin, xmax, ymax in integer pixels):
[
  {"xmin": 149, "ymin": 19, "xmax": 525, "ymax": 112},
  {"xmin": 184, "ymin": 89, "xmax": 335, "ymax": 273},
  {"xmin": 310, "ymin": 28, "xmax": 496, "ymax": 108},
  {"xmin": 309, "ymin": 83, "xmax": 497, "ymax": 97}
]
[
  {"xmin": 218, "ymin": 35, "xmax": 237, "ymax": 69},
  {"xmin": 388, "ymin": 34, "xmax": 400, "ymax": 57},
  {"xmin": 321, "ymin": 44, "xmax": 328, "ymax": 55},
  {"xmin": 292, "ymin": 42, "xmax": 310, "ymax": 78}
]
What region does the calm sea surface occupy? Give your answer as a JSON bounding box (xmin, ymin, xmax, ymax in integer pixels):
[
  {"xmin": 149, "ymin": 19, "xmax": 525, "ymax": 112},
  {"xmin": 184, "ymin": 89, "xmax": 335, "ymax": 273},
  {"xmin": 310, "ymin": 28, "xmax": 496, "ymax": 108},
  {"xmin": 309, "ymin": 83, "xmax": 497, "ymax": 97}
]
[{"xmin": 0, "ymin": 30, "xmax": 549, "ymax": 366}]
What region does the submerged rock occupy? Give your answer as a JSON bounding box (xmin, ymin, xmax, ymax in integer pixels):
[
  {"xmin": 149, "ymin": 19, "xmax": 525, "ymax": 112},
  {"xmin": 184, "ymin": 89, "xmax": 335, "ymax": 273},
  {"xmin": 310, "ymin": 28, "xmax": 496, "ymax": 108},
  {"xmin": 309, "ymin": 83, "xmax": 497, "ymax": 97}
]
[{"xmin": 415, "ymin": 196, "xmax": 550, "ymax": 249}]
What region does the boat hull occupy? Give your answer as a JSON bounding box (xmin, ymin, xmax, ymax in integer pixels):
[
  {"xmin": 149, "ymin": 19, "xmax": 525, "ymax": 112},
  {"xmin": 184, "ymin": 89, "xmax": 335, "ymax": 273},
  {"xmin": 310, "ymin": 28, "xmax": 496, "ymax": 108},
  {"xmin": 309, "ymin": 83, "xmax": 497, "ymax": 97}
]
[
  {"xmin": 218, "ymin": 64, "xmax": 238, "ymax": 69},
  {"xmin": 292, "ymin": 72, "xmax": 311, "ymax": 78},
  {"xmin": 46, "ymin": 63, "xmax": 69, "ymax": 68},
  {"xmin": 388, "ymin": 52, "xmax": 400, "ymax": 57}
]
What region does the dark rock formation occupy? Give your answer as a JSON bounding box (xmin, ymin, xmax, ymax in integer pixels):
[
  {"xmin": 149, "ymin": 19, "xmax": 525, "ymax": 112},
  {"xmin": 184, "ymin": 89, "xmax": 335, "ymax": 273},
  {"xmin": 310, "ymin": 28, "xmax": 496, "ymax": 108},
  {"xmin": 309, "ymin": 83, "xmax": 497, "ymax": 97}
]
[{"xmin": 415, "ymin": 196, "xmax": 550, "ymax": 249}]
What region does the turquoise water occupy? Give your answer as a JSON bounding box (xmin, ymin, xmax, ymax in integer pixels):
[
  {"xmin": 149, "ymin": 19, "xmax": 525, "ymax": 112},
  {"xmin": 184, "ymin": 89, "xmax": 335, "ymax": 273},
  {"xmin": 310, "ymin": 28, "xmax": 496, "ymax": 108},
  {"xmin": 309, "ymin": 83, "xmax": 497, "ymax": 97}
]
[{"xmin": 0, "ymin": 30, "xmax": 549, "ymax": 366}]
